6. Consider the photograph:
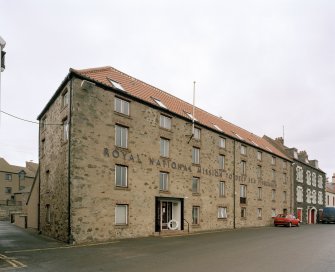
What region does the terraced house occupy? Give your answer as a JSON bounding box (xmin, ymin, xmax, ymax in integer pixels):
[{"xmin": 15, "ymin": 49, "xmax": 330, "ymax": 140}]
[
  {"xmin": 264, "ymin": 136, "xmax": 326, "ymax": 224},
  {"xmin": 38, "ymin": 66, "xmax": 293, "ymax": 244}
]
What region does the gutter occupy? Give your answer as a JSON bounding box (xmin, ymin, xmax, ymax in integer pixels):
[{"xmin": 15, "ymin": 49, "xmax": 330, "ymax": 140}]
[
  {"xmin": 233, "ymin": 139, "xmax": 236, "ymax": 229},
  {"xmin": 67, "ymin": 79, "xmax": 73, "ymax": 244}
]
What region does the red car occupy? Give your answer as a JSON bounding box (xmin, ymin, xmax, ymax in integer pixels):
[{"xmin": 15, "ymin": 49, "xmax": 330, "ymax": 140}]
[{"xmin": 274, "ymin": 214, "xmax": 300, "ymax": 227}]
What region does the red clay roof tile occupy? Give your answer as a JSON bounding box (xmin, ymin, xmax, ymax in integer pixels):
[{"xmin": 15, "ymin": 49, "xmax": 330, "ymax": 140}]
[{"xmin": 72, "ymin": 66, "xmax": 290, "ymax": 160}]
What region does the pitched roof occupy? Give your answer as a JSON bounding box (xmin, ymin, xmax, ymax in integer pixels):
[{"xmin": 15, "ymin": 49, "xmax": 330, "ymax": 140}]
[
  {"xmin": 71, "ymin": 66, "xmax": 290, "ymax": 160},
  {"xmin": 326, "ymin": 183, "xmax": 335, "ymax": 194},
  {"xmin": 0, "ymin": 157, "xmax": 37, "ymax": 177}
]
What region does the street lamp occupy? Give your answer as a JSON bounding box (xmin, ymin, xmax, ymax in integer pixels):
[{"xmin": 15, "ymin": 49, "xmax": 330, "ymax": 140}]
[
  {"xmin": 0, "ymin": 35, "xmax": 5, "ymax": 72},
  {"xmin": 0, "ymin": 35, "xmax": 6, "ymax": 120}
]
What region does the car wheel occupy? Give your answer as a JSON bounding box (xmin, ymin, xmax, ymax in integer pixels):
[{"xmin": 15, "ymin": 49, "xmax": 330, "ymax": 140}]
[
  {"xmin": 297, "ymin": 222, "xmax": 300, "ymax": 227},
  {"xmin": 288, "ymin": 222, "xmax": 292, "ymax": 228}
]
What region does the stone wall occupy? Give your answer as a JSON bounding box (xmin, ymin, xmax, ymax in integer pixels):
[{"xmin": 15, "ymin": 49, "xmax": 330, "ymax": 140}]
[
  {"xmin": 39, "ymin": 82, "xmax": 71, "ymax": 242},
  {"xmin": 66, "ymin": 78, "xmax": 292, "ymax": 243}
]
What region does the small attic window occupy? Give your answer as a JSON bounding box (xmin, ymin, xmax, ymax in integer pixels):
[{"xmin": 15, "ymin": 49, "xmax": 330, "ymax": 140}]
[
  {"xmin": 152, "ymin": 98, "xmax": 167, "ymax": 109},
  {"xmin": 213, "ymin": 124, "xmax": 223, "ymax": 132},
  {"xmin": 265, "ymin": 146, "xmax": 273, "ymax": 152},
  {"xmin": 248, "ymin": 138, "xmax": 258, "ymax": 147},
  {"xmin": 186, "ymin": 112, "xmax": 197, "ymax": 121},
  {"xmin": 232, "ymin": 131, "xmax": 244, "ymax": 140},
  {"xmin": 108, "ymin": 78, "xmax": 125, "ymax": 91}
]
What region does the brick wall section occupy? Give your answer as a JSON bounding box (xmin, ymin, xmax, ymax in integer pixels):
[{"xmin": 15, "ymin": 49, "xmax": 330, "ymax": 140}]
[{"xmin": 40, "ymin": 77, "xmax": 292, "ymax": 243}]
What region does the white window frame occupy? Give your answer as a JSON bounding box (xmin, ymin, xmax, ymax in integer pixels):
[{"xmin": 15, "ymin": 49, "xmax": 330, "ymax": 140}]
[
  {"xmin": 312, "ymin": 172, "xmax": 317, "ymax": 187},
  {"xmin": 192, "ymin": 147, "xmax": 200, "ymax": 164},
  {"xmin": 318, "ymin": 175, "xmax": 323, "ymax": 189},
  {"xmin": 257, "ymin": 187, "xmax": 262, "ymax": 200},
  {"xmin": 159, "ymin": 115, "xmax": 171, "ymax": 130},
  {"xmin": 192, "ymin": 206, "xmax": 200, "ymax": 225},
  {"xmin": 257, "ymin": 151, "xmax": 262, "ymax": 161},
  {"xmin": 241, "ymin": 207, "xmax": 247, "ymax": 218},
  {"xmin": 241, "ymin": 160, "xmax": 246, "ymax": 175},
  {"xmin": 193, "ymin": 127, "xmax": 201, "ymax": 140},
  {"xmin": 257, "ymin": 165, "xmax": 262, "ymax": 179},
  {"xmin": 272, "ymin": 189, "xmax": 276, "ymax": 201},
  {"xmin": 115, "ymin": 165, "xmax": 128, "ymax": 187},
  {"xmin": 219, "ymin": 181, "xmax": 225, "ymax": 197},
  {"xmin": 63, "ymin": 118, "xmax": 69, "ymax": 141},
  {"xmin": 152, "ymin": 98, "xmax": 167, "ymax": 109},
  {"xmin": 306, "ymin": 170, "xmax": 311, "ymax": 185},
  {"xmin": 114, "ymin": 97, "xmax": 130, "ymax": 115},
  {"xmin": 160, "ymin": 138, "xmax": 170, "ymax": 157},
  {"xmin": 241, "ymin": 145, "xmax": 247, "ymax": 155},
  {"xmin": 5, "ymin": 173, "xmax": 12, "ymax": 180},
  {"xmin": 218, "ymin": 207, "xmax": 227, "ymax": 219},
  {"xmin": 115, "ymin": 204, "xmax": 128, "ymax": 225},
  {"xmin": 115, "ymin": 125, "xmax": 128, "ymax": 148},
  {"xmin": 219, "ymin": 155, "xmax": 225, "ymax": 170},
  {"xmin": 271, "ymin": 156, "xmax": 276, "ymax": 165},
  {"xmin": 297, "ymin": 186, "xmax": 303, "ymax": 203},
  {"xmin": 159, "ymin": 172, "xmax": 169, "ymax": 191},
  {"xmin": 257, "ymin": 208, "xmax": 262, "ymax": 218},
  {"xmin": 192, "ymin": 177, "xmax": 200, "ymax": 194},
  {"xmin": 296, "ymin": 166, "xmax": 303, "ymax": 183},
  {"xmin": 219, "ymin": 137, "xmax": 226, "ymax": 148},
  {"xmin": 109, "ymin": 79, "xmax": 125, "ymax": 91}
]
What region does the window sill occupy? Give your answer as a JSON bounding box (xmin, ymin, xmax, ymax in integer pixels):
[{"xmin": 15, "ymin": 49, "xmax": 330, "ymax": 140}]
[
  {"xmin": 115, "ymin": 224, "xmax": 128, "ymax": 228},
  {"xmin": 159, "ymin": 127, "xmax": 173, "ymax": 132},
  {"xmin": 217, "ymin": 218, "xmax": 228, "ymax": 221},
  {"xmin": 115, "ymin": 186, "xmax": 130, "ymax": 191},
  {"xmin": 114, "ymin": 111, "xmax": 132, "ymax": 119},
  {"xmin": 192, "ymin": 193, "xmax": 201, "ymax": 196},
  {"xmin": 192, "ymin": 224, "xmax": 200, "ymax": 228},
  {"xmin": 159, "ymin": 190, "xmax": 170, "ymax": 194}
]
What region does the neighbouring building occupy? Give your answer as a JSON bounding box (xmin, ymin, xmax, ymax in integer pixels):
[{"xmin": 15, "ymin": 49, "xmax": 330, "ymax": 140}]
[
  {"xmin": 37, "ymin": 66, "xmax": 293, "ymax": 244},
  {"xmin": 263, "ymin": 137, "xmax": 326, "ymax": 224},
  {"xmin": 325, "ymin": 174, "xmax": 335, "ymax": 207},
  {"xmin": 0, "ymin": 158, "xmax": 38, "ymax": 220}
]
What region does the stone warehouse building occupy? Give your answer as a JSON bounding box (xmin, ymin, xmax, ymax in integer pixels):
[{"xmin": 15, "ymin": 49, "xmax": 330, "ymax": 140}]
[
  {"xmin": 264, "ymin": 137, "xmax": 326, "ymax": 224},
  {"xmin": 38, "ymin": 66, "xmax": 293, "ymax": 243}
]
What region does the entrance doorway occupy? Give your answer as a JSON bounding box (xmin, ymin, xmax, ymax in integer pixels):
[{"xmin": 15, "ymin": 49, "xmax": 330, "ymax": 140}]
[
  {"xmin": 310, "ymin": 209, "xmax": 315, "ymax": 224},
  {"xmin": 161, "ymin": 201, "xmax": 172, "ymax": 230},
  {"xmin": 308, "ymin": 208, "xmax": 316, "ymax": 224},
  {"xmin": 155, "ymin": 197, "xmax": 184, "ymax": 232}
]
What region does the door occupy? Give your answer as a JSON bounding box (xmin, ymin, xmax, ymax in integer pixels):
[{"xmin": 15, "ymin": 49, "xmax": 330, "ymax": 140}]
[
  {"xmin": 311, "ymin": 209, "xmax": 315, "ymax": 224},
  {"xmin": 161, "ymin": 201, "xmax": 172, "ymax": 230}
]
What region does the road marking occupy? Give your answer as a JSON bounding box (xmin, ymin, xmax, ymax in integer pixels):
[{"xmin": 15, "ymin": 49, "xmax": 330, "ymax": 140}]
[
  {"xmin": 5, "ymin": 240, "xmax": 119, "ymax": 254},
  {"xmin": 0, "ymin": 254, "xmax": 26, "ymax": 269}
]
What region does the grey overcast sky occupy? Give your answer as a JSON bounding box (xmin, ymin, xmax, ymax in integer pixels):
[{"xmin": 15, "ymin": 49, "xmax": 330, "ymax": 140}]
[{"xmin": 0, "ymin": 0, "xmax": 334, "ymax": 178}]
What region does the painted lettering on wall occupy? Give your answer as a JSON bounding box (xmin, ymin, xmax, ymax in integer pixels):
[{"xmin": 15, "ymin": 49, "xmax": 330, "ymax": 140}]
[
  {"xmin": 103, "ymin": 148, "xmax": 142, "ymax": 163},
  {"xmin": 103, "ymin": 149, "xmax": 277, "ymax": 187}
]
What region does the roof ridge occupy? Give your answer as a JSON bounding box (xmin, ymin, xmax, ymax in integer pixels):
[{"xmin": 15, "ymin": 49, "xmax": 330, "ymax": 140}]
[{"xmin": 71, "ymin": 66, "xmax": 112, "ymax": 74}]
